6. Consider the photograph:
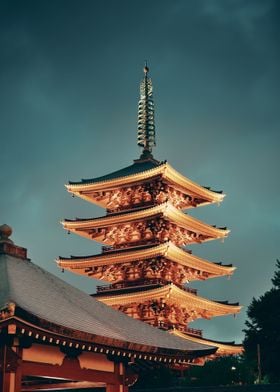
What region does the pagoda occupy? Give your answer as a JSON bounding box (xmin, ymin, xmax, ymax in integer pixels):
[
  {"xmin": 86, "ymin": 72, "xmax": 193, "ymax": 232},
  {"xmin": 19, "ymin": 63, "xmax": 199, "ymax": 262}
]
[{"xmin": 58, "ymin": 65, "xmax": 242, "ymax": 358}]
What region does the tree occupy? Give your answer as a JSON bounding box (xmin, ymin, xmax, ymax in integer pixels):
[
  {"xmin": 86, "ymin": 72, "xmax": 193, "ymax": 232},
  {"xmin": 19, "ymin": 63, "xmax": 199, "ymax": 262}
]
[
  {"xmin": 133, "ymin": 367, "xmax": 176, "ymax": 389},
  {"xmin": 132, "ymin": 355, "xmax": 255, "ymax": 389},
  {"xmin": 133, "ymin": 260, "xmax": 280, "ymax": 389},
  {"xmin": 243, "ymin": 259, "xmax": 280, "ymax": 383},
  {"xmin": 182, "ymin": 355, "xmax": 254, "ymax": 386}
]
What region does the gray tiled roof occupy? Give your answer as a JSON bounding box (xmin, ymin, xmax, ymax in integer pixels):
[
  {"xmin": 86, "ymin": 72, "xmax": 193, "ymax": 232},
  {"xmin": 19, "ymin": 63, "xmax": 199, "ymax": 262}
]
[
  {"xmin": 0, "ymin": 253, "xmax": 216, "ymax": 355},
  {"xmin": 69, "ymin": 159, "xmax": 162, "ymax": 185}
]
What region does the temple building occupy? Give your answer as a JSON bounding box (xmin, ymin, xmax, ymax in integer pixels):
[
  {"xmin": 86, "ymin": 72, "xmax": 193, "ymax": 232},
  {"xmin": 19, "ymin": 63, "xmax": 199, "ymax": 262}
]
[
  {"xmin": 0, "ymin": 224, "xmax": 217, "ymax": 392},
  {"xmin": 58, "ymin": 65, "xmax": 242, "ymax": 360}
]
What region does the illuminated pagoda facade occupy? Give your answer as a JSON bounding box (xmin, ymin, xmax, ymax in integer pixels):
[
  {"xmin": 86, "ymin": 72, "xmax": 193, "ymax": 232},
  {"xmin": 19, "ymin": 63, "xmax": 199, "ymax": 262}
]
[{"xmin": 58, "ymin": 65, "xmax": 242, "ymax": 358}]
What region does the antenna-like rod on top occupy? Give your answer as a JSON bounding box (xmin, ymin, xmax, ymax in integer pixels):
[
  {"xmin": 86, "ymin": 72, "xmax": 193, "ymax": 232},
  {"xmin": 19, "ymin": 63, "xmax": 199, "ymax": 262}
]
[{"xmin": 137, "ymin": 62, "xmax": 156, "ymax": 158}]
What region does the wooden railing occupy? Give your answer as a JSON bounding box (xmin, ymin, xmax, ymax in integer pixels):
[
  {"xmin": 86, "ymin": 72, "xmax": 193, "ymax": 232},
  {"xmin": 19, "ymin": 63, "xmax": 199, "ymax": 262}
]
[
  {"xmin": 96, "ymin": 278, "xmax": 166, "ymax": 292},
  {"xmin": 184, "ymin": 326, "xmax": 203, "ymax": 337},
  {"xmin": 96, "ymin": 279, "xmax": 197, "ymax": 295},
  {"xmin": 101, "ymin": 240, "xmax": 160, "ymax": 253},
  {"xmin": 158, "ymin": 322, "xmax": 202, "ymax": 337}
]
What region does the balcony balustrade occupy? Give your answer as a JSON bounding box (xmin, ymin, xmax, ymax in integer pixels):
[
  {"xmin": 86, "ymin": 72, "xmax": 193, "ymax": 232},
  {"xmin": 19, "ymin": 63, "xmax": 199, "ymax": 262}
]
[
  {"xmin": 158, "ymin": 322, "xmax": 202, "ymax": 337},
  {"xmin": 96, "ymin": 279, "xmax": 197, "ymax": 295}
]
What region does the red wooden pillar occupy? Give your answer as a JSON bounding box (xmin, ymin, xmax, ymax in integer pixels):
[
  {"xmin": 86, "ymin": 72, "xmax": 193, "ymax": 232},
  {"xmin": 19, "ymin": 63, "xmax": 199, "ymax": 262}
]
[
  {"xmin": 106, "ymin": 383, "xmax": 129, "ymax": 392},
  {"xmin": 0, "ymin": 345, "xmax": 22, "ymax": 392},
  {"xmin": 106, "ymin": 362, "xmax": 128, "ymax": 392}
]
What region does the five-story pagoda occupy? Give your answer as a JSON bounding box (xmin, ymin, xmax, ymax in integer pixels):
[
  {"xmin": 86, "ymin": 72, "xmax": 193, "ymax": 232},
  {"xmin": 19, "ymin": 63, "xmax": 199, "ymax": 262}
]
[{"xmin": 58, "ymin": 65, "xmax": 242, "ymax": 358}]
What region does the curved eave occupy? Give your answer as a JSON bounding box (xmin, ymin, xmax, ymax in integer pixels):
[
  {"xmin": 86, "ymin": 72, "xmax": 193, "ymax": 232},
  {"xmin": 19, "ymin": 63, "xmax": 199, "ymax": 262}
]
[
  {"xmin": 57, "ymin": 242, "xmax": 235, "ymax": 279},
  {"xmin": 1, "ymin": 314, "xmax": 216, "ymax": 362},
  {"xmin": 171, "ymin": 329, "xmax": 244, "ymax": 356},
  {"xmin": 66, "ymin": 162, "xmax": 224, "ymax": 205},
  {"xmin": 97, "ymin": 284, "xmax": 242, "ymax": 317},
  {"xmin": 62, "ymin": 202, "xmax": 229, "ymax": 243},
  {"xmin": 67, "ymin": 164, "xmax": 165, "ymax": 191},
  {"xmin": 165, "ymin": 203, "xmax": 229, "ymax": 239},
  {"xmin": 164, "ymin": 163, "xmax": 224, "ymax": 204}
]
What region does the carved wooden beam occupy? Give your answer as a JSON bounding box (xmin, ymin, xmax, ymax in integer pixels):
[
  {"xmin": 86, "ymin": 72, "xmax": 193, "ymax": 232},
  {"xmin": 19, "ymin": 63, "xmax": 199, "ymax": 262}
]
[{"xmin": 22, "ymin": 360, "xmax": 121, "ymax": 384}]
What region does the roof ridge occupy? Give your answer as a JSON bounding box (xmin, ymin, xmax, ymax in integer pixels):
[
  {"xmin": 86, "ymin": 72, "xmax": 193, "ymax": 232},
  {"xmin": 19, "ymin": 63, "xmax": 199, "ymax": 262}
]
[{"xmin": 68, "ymin": 160, "xmax": 165, "ymax": 187}]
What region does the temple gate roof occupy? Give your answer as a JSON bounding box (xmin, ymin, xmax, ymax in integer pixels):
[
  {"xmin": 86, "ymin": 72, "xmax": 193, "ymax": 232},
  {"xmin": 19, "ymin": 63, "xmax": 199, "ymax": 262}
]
[{"xmin": 0, "ymin": 225, "xmax": 217, "ymax": 360}]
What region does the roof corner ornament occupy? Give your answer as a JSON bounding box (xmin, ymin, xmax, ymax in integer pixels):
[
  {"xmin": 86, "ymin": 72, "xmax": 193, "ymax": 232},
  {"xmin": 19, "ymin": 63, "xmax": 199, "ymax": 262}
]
[
  {"xmin": 137, "ymin": 62, "xmax": 156, "ymax": 159},
  {"xmin": 0, "ymin": 224, "xmax": 28, "ymax": 259},
  {"xmin": 0, "ymin": 224, "xmax": 13, "ymax": 244}
]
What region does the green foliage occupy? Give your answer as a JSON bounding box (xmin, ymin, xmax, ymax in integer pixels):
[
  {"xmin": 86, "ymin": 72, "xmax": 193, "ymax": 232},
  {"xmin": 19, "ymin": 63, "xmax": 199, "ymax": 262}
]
[
  {"xmin": 134, "ymin": 261, "xmax": 280, "ymax": 389},
  {"xmin": 271, "ymin": 259, "xmax": 280, "ymax": 289},
  {"xmin": 133, "ymin": 356, "xmax": 255, "ymax": 388},
  {"xmin": 243, "ymin": 259, "xmax": 280, "ymax": 383},
  {"xmin": 134, "ymin": 367, "xmax": 176, "ymax": 389},
  {"xmin": 182, "ymin": 355, "xmax": 254, "ymax": 386}
]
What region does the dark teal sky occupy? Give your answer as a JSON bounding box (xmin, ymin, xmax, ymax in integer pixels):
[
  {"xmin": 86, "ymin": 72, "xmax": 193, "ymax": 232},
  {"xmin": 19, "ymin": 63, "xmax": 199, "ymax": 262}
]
[{"xmin": 1, "ymin": 0, "xmax": 279, "ymax": 343}]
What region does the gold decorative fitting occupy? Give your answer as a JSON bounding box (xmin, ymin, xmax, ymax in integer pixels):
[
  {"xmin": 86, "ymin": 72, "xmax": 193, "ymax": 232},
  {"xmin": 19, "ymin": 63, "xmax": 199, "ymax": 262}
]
[
  {"xmin": 0, "ymin": 224, "xmax": 13, "ymax": 243},
  {"xmin": 0, "ymin": 303, "xmax": 15, "ymax": 320},
  {"xmin": 8, "ymin": 324, "xmax": 17, "ymax": 335}
]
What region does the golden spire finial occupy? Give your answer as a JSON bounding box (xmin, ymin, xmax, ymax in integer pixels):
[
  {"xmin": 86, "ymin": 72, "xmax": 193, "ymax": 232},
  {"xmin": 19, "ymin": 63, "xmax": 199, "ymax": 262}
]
[{"xmin": 144, "ymin": 60, "xmax": 149, "ymax": 74}]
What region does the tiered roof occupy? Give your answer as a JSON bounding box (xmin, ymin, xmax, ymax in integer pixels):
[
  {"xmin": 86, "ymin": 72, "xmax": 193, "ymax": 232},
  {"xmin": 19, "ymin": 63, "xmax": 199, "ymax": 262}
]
[
  {"xmin": 95, "ymin": 283, "xmax": 241, "ymax": 319},
  {"xmin": 62, "ymin": 202, "xmax": 229, "ymax": 244},
  {"xmin": 67, "ymin": 159, "xmax": 224, "ymax": 208},
  {"xmin": 171, "ymin": 329, "xmax": 243, "ymax": 357},
  {"xmin": 58, "ymin": 241, "xmax": 235, "ymax": 281}
]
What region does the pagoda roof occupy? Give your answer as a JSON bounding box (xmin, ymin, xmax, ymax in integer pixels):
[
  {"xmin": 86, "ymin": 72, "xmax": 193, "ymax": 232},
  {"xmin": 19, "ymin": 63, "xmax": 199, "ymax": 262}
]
[
  {"xmin": 69, "ymin": 158, "xmax": 161, "ymax": 185},
  {"xmin": 95, "ymin": 283, "xmax": 242, "ymax": 318},
  {"xmin": 62, "ymin": 202, "xmax": 229, "ymax": 244},
  {"xmin": 171, "ymin": 329, "xmax": 243, "ymax": 356},
  {"xmin": 0, "ymin": 250, "xmax": 217, "ymax": 360},
  {"xmin": 57, "ymin": 242, "xmax": 235, "ymax": 281},
  {"xmin": 67, "ymin": 160, "xmax": 224, "ymax": 205}
]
